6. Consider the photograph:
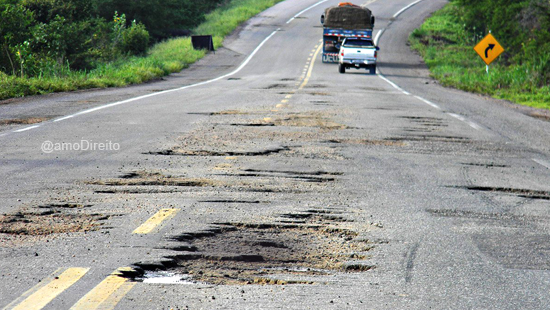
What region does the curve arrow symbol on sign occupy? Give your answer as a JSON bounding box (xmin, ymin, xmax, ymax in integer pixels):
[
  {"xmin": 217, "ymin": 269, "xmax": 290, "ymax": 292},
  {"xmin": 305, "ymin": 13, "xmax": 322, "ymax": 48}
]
[{"xmin": 485, "ymin": 44, "xmax": 495, "ymax": 58}]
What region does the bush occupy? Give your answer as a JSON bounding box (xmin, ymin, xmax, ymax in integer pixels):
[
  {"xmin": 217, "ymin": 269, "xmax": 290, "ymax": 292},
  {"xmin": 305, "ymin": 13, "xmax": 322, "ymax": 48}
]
[{"xmin": 121, "ymin": 21, "xmax": 150, "ymax": 55}]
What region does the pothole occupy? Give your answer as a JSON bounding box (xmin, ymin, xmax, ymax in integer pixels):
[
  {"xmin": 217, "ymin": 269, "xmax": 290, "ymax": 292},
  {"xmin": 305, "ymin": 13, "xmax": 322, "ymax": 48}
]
[
  {"xmin": 147, "ymin": 146, "xmax": 290, "ymax": 157},
  {"xmin": 462, "ymin": 186, "xmax": 550, "ymax": 200},
  {"xmin": 94, "ymin": 189, "xmax": 182, "ymax": 194},
  {"xmin": 0, "ymin": 117, "xmax": 51, "ymax": 126},
  {"xmin": 399, "ymin": 116, "xmax": 446, "ymax": 125},
  {"xmin": 87, "ymin": 171, "xmax": 216, "ymax": 187},
  {"xmin": 0, "ymin": 209, "xmax": 107, "ymax": 236},
  {"xmin": 232, "ymin": 114, "xmax": 346, "ymax": 130},
  {"xmin": 187, "ymin": 110, "xmax": 250, "ymax": 116},
  {"xmin": 38, "ymin": 203, "xmax": 92, "ymax": 209},
  {"xmin": 229, "ymin": 123, "xmax": 276, "ymax": 127},
  {"xmin": 322, "ymin": 139, "xmax": 404, "ymax": 146},
  {"xmin": 198, "ymin": 200, "xmax": 265, "ymax": 204},
  {"xmin": 385, "ymin": 135, "xmax": 471, "ymax": 143},
  {"xmin": 402, "ymin": 128, "xmax": 434, "ymax": 133},
  {"xmin": 263, "ymin": 83, "xmax": 290, "ymax": 89},
  {"xmin": 242, "ymin": 169, "xmax": 343, "ymax": 176},
  {"xmin": 306, "ymin": 84, "xmax": 327, "ymax": 89},
  {"xmin": 217, "ymin": 172, "xmax": 336, "ymax": 183},
  {"xmin": 308, "ymin": 92, "xmax": 331, "ymax": 96},
  {"xmin": 128, "ymin": 210, "xmax": 374, "ymax": 285},
  {"xmin": 426, "ymin": 209, "xmax": 543, "ymax": 228},
  {"xmin": 460, "ymin": 163, "xmax": 510, "ymax": 168}
]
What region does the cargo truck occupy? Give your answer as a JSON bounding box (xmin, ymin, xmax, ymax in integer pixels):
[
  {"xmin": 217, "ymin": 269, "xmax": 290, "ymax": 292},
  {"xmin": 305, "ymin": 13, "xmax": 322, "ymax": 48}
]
[{"xmin": 320, "ymin": 2, "xmax": 375, "ymax": 63}]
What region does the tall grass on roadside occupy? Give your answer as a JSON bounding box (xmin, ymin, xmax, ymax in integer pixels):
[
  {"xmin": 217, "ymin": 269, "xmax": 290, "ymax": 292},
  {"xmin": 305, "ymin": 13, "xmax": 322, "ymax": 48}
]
[
  {"xmin": 409, "ymin": 3, "xmax": 550, "ymax": 110},
  {"xmin": 0, "ymin": 0, "xmax": 283, "ymax": 101}
]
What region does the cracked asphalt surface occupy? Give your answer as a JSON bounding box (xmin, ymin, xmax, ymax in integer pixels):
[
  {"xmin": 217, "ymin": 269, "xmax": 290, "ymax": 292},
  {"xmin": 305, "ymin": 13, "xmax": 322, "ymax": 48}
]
[{"xmin": 1, "ymin": 0, "xmax": 550, "ymax": 309}]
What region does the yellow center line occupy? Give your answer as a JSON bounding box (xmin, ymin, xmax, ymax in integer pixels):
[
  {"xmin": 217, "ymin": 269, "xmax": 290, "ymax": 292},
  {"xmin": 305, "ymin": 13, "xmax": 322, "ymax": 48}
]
[
  {"xmin": 299, "ymin": 43, "xmax": 323, "ymax": 90},
  {"xmin": 4, "ymin": 267, "xmax": 89, "ymax": 310},
  {"xmin": 70, "ymin": 268, "xmax": 136, "ymax": 310},
  {"xmin": 132, "ymin": 208, "xmax": 180, "ymax": 234},
  {"xmin": 276, "ymin": 41, "xmax": 323, "ymax": 109}
]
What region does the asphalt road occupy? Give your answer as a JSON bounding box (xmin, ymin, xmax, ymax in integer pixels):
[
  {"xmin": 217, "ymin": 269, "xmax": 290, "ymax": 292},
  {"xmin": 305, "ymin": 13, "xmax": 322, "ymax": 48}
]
[{"xmin": 1, "ymin": 0, "xmax": 550, "ymax": 309}]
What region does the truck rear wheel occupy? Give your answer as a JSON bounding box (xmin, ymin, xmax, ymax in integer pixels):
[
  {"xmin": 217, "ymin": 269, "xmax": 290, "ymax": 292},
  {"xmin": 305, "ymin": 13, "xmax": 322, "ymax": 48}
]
[
  {"xmin": 339, "ymin": 64, "xmax": 345, "ymax": 74},
  {"xmin": 369, "ymin": 65, "xmax": 376, "ymax": 75}
]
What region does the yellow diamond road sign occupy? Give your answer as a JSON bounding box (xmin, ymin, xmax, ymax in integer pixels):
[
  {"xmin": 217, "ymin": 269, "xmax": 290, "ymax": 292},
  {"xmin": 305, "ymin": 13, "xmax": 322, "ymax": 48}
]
[{"xmin": 474, "ymin": 33, "xmax": 505, "ymax": 65}]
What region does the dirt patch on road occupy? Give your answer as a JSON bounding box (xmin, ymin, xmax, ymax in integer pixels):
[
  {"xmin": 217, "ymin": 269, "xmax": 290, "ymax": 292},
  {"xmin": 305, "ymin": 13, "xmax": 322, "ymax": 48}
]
[
  {"xmin": 132, "ymin": 210, "xmax": 374, "ymax": 285},
  {"xmin": 0, "ymin": 117, "xmax": 50, "ymax": 126},
  {"xmin": 0, "ymin": 204, "xmax": 109, "ymax": 247},
  {"xmin": 0, "ymin": 209, "xmax": 104, "ymax": 235}
]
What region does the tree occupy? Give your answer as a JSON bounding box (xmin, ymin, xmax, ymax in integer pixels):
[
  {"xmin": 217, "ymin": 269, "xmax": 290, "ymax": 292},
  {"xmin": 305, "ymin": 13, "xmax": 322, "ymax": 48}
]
[
  {"xmin": 0, "ymin": 1, "xmax": 34, "ymax": 76},
  {"xmin": 93, "ymin": 0, "xmax": 222, "ymax": 39}
]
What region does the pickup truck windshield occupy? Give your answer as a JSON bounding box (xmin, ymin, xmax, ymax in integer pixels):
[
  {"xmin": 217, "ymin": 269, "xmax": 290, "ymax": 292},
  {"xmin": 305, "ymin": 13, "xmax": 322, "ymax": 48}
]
[{"xmin": 343, "ymin": 40, "xmax": 374, "ymax": 48}]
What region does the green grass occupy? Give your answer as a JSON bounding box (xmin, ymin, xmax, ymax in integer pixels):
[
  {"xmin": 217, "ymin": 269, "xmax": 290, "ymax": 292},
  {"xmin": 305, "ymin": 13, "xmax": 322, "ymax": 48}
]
[
  {"xmin": 409, "ymin": 3, "xmax": 550, "ymax": 110},
  {"xmin": 0, "ymin": 0, "xmax": 283, "ymax": 101}
]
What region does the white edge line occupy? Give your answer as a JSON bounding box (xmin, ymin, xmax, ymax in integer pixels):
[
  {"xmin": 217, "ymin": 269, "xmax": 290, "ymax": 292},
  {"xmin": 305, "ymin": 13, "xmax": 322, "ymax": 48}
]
[
  {"xmin": 448, "ymin": 113, "xmax": 482, "ymax": 130},
  {"xmin": 287, "ymin": 0, "xmax": 329, "ymax": 24},
  {"xmin": 393, "ymin": 0, "xmax": 423, "ymax": 18},
  {"xmin": 448, "ymin": 113, "xmax": 465, "ymax": 121},
  {"xmin": 414, "ymin": 95, "xmax": 441, "ymax": 110},
  {"xmin": 466, "ymin": 121, "xmax": 483, "ymax": 131},
  {"xmin": 377, "ymin": 73, "xmax": 410, "ymax": 95},
  {"xmin": 13, "ymin": 125, "xmax": 41, "ymax": 133},
  {"xmin": 533, "ymin": 159, "xmax": 550, "ymax": 169},
  {"xmin": 374, "ymin": 29, "xmax": 385, "ymax": 46}
]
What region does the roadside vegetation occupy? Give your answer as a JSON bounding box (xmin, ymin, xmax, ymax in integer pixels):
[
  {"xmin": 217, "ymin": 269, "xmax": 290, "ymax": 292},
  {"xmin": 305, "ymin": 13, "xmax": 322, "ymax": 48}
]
[
  {"xmin": 409, "ymin": 0, "xmax": 550, "ymax": 110},
  {"xmin": 0, "ymin": 0, "xmax": 283, "ymax": 101}
]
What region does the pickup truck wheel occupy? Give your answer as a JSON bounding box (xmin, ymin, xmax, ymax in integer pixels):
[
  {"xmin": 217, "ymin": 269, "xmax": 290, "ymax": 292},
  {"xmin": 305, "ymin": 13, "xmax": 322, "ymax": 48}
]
[
  {"xmin": 339, "ymin": 64, "xmax": 345, "ymax": 74},
  {"xmin": 369, "ymin": 65, "xmax": 376, "ymax": 75}
]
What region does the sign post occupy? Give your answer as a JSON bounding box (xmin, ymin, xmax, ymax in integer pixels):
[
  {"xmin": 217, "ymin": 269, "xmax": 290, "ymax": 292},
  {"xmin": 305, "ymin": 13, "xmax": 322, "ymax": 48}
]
[{"xmin": 474, "ymin": 32, "xmax": 504, "ymax": 74}]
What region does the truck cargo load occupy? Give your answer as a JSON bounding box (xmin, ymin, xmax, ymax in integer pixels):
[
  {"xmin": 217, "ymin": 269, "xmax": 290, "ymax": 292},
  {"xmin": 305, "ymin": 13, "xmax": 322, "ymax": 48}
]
[{"xmin": 323, "ymin": 4, "xmax": 374, "ymax": 30}]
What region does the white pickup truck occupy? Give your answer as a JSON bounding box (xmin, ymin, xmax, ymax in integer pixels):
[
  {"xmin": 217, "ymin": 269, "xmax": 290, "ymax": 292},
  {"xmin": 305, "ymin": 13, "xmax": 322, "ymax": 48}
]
[{"xmin": 338, "ymin": 38, "xmax": 379, "ymax": 74}]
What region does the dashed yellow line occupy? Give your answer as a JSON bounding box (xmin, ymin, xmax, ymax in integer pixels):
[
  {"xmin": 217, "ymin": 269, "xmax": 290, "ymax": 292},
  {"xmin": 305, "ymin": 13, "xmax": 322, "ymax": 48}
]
[
  {"xmin": 70, "ymin": 268, "xmax": 136, "ymax": 310},
  {"xmin": 132, "ymin": 208, "xmax": 180, "ymax": 234},
  {"xmin": 277, "ymin": 41, "xmax": 322, "ymax": 109},
  {"xmin": 4, "ymin": 267, "xmax": 89, "ymax": 310},
  {"xmin": 299, "ymin": 43, "xmax": 323, "ymax": 90}
]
